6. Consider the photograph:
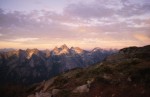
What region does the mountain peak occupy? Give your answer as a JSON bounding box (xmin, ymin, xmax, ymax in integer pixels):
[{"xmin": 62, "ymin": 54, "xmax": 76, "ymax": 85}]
[
  {"xmin": 71, "ymin": 47, "xmax": 84, "ymax": 54},
  {"xmin": 26, "ymin": 48, "xmax": 39, "ymax": 59},
  {"xmin": 52, "ymin": 44, "xmax": 69, "ymax": 55},
  {"xmin": 92, "ymin": 47, "xmax": 103, "ymax": 52},
  {"xmin": 53, "ymin": 46, "xmax": 59, "ymax": 51},
  {"xmin": 52, "ymin": 46, "xmax": 59, "ymax": 55},
  {"xmin": 60, "ymin": 44, "xmax": 69, "ymax": 49}
]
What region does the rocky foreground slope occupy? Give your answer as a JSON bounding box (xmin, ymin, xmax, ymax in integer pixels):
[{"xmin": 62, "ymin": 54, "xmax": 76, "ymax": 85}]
[{"xmin": 0, "ymin": 45, "xmax": 150, "ymax": 97}]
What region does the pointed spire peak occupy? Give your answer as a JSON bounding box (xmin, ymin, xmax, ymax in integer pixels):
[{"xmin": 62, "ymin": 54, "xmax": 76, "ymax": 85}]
[
  {"xmin": 60, "ymin": 44, "xmax": 69, "ymax": 49},
  {"xmin": 53, "ymin": 46, "xmax": 58, "ymax": 50}
]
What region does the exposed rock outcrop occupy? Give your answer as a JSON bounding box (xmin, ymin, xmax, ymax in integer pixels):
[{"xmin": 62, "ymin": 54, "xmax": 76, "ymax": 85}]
[{"xmin": 73, "ymin": 84, "xmax": 90, "ymax": 93}]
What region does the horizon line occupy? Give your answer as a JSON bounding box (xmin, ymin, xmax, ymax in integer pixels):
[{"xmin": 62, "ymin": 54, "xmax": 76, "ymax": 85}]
[{"xmin": 0, "ymin": 44, "xmax": 147, "ymax": 51}]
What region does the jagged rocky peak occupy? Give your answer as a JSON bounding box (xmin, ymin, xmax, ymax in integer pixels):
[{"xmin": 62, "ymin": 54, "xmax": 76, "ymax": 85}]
[
  {"xmin": 53, "ymin": 46, "xmax": 59, "ymax": 51},
  {"xmin": 6, "ymin": 49, "xmax": 20, "ymax": 57},
  {"xmin": 59, "ymin": 48, "xmax": 70, "ymax": 55},
  {"xmin": 59, "ymin": 44, "xmax": 70, "ymax": 55},
  {"xmin": 71, "ymin": 47, "xmax": 84, "ymax": 54},
  {"xmin": 52, "ymin": 46, "xmax": 61, "ymax": 55},
  {"xmin": 60, "ymin": 44, "xmax": 69, "ymax": 50},
  {"xmin": 53, "ymin": 46, "xmax": 59, "ymax": 53},
  {"xmin": 92, "ymin": 47, "xmax": 103, "ymax": 52},
  {"xmin": 52, "ymin": 45, "xmax": 87, "ymax": 55},
  {"xmin": 52, "ymin": 44, "xmax": 70, "ymax": 55},
  {"xmin": 26, "ymin": 48, "xmax": 39, "ymax": 59}
]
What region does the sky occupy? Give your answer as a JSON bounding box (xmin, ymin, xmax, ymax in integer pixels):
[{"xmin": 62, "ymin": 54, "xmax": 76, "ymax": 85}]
[{"xmin": 0, "ymin": 0, "xmax": 150, "ymax": 49}]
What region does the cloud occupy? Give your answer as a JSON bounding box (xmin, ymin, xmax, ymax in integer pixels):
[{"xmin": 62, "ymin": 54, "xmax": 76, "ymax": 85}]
[
  {"xmin": 0, "ymin": 0, "xmax": 150, "ymax": 49},
  {"xmin": 64, "ymin": 0, "xmax": 150, "ymax": 19},
  {"xmin": 117, "ymin": 1, "xmax": 150, "ymax": 17},
  {"xmin": 12, "ymin": 38, "xmax": 39, "ymax": 42},
  {"xmin": 64, "ymin": 1, "xmax": 115, "ymax": 19},
  {"xmin": 0, "ymin": 9, "xmax": 78, "ymax": 41}
]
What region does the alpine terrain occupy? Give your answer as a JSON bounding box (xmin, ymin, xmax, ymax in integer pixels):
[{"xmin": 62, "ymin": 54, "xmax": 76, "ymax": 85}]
[
  {"xmin": 0, "ymin": 45, "xmax": 150, "ymax": 97},
  {"xmin": 25, "ymin": 45, "xmax": 150, "ymax": 97},
  {"xmin": 0, "ymin": 44, "xmax": 116, "ymax": 85}
]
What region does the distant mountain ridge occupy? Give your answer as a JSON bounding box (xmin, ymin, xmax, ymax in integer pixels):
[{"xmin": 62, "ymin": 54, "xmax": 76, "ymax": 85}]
[
  {"xmin": 0, "ymin": 44, "xmax": 117, "ymax": 84},
  {"xmin": 0, "ymin": 48, "xmax": 15, "ymax": 52}
]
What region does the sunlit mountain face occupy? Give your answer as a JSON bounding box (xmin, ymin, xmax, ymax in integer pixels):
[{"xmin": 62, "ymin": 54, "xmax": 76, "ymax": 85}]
[{"xmin": 0, "ymin": 0, "xmax": 150, "ymax": 49}]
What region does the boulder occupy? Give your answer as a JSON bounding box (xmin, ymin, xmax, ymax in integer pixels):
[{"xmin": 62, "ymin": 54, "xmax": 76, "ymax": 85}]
[
  {"xmin": 52, "ymin": 89, "xmax": 60, "ymax": 95},
  {"xmin": 73, "ymin": 84, "xmax": 89, "ymax": 93},
  {"xmin": 33, "ymin": 92, "xmax": 52, "ymax": 97},
  {"xmin": 87, "ymin": 78, "xmax": 94, "ymax": 87}
]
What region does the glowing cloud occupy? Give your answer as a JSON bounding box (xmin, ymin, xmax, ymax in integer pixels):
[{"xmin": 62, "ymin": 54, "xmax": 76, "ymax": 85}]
[
  {"xmin": 134, "ymin": 34, "xmax": 150, "ymax": 43},
  {"xmin": 0, "ymin": 33, "xmax": 2, "ymax": 36},
  {"xmin": 12, "ymin": 38, "xmax": 39, "ymax": 42}
]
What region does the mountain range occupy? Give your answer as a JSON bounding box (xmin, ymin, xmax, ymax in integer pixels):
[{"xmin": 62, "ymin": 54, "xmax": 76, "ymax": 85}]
[
  {"xmin": 0, "ymin": 45, "xmax": 150, "ymax": 97},
  {"xmin": 26, "ymin": 45, "xmax": 150, "ymax": 97},
  {"xmin": 0, "ymin": 44, "xmax": 116, "ymax": 84}
]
